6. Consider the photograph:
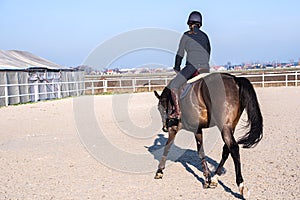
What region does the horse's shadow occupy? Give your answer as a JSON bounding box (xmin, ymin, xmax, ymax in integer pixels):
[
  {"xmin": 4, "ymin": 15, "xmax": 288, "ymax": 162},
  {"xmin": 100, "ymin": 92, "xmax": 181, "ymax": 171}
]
[{"xmin": 146, "ymin": 134, "xmax": 244, "ymax": 199}]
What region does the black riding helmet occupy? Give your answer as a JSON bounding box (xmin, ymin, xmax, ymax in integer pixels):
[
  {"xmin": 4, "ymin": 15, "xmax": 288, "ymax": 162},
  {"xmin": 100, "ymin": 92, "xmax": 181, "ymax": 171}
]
[{"xmin": 187, "ymin": 11, "xmax": 202, "ymax": 25}]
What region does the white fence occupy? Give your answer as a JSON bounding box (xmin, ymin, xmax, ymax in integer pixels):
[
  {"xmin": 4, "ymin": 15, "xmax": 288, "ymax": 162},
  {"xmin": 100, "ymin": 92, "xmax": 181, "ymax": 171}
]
[
  {"xmin": 0, "ymin": 71, "xmax": 299, "ymax": 106},
  {"xmin": 240, "ymin": 71, "xmax": 299, "ymax": 87},
  {"xmin": 0, "ymin": 81, "xmax": 85, "ymax": 107},
  {"xmin": 84, "ymin": 71, "xmax": 300, "ymax": 94},
  {"xmin": 84, "ymin": 77, "xmax": 171, "ymax": 94}
]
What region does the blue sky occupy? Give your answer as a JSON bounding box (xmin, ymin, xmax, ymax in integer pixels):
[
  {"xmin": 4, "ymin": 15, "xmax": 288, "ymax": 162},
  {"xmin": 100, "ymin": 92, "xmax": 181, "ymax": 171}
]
[{"xmin": 0, "ymin": 0, "xmax": 299, "ymax": 67}]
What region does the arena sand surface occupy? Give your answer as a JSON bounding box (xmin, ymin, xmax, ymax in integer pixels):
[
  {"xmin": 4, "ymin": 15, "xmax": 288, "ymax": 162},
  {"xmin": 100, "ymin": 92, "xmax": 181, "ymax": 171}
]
[{"xmin": 0, "ymin": 87, "xmax": 299, "ymax": 200}]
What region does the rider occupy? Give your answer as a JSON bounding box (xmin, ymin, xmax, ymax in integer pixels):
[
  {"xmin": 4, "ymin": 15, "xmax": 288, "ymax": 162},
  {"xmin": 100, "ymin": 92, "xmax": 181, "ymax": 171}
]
[{"xmin": 168, "ymin": 11, "xmax": 211, "ymax": 119}]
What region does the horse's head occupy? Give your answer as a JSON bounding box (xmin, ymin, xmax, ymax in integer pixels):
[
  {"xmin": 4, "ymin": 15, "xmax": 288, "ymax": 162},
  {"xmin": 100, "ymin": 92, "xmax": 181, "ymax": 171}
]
[{"xmin": 154, "ymin": 88, "xmax": 172, "ymax": 132}]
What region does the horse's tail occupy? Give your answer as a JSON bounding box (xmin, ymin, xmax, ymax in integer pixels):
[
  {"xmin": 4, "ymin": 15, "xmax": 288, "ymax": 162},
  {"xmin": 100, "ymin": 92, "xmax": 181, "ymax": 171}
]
[{"xmin": 234, "ymin": 76, "xmax": 263, "ymax": 148}]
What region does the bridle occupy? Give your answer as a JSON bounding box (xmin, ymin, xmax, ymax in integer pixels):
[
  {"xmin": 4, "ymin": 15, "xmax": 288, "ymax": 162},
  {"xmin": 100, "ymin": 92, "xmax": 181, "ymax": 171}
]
[{"xmin": 158, "ymin": 92, "xmax": 175, "ymax": 132}]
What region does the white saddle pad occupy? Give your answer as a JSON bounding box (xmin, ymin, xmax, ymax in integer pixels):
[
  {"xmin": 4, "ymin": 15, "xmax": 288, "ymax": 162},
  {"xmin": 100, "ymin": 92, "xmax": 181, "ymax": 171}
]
[{"xmin": 187, "ymin": 73, "xmax": 209, "ymax": 84}]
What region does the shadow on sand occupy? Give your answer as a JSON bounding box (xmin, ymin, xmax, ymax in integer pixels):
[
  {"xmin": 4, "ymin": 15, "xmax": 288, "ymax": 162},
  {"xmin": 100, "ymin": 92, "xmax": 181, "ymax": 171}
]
[{"xmin": 146, "ymin": 133, "xmax": 244, "ymax": 199}]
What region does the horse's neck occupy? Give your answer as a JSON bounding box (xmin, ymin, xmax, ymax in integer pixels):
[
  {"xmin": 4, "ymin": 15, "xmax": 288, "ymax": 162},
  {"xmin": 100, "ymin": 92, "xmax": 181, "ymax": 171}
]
[{"xmin": 179, "ymin": 81, "xmax": 206, "ymax": 131}]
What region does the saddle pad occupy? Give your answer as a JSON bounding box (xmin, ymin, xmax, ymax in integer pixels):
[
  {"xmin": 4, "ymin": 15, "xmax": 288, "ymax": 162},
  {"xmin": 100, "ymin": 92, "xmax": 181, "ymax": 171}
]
[{"xmin": 187, "ymin": 73, "xmax": 209, "ymax": 84}]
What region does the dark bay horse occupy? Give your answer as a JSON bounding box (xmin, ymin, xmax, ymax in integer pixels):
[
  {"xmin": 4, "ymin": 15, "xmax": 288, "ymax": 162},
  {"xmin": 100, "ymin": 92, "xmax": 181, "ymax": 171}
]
[{"xmin": 154, "ymin": 73, "xmax": 263, "ymax": 198}]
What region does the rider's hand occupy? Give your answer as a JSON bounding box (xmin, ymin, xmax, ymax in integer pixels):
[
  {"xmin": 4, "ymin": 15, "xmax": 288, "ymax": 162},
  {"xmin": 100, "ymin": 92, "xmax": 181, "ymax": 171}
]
[{"xmin": 173, "ymin": 66, "xmax": 180, "ymax": 74}]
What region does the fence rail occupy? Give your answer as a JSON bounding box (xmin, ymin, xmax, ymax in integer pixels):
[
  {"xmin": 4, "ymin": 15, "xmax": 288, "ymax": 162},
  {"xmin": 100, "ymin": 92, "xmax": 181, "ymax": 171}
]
[
  {"xmin": 84, "ymin": 77, "xmax": 171, "ymax": 95},
  {"xmin": 239, "ymin": 71, "xmax": 299, "ymax": 87},
  {"xmin": 0, "ymin": 71, "xmax": 299, "ymax": 106}
]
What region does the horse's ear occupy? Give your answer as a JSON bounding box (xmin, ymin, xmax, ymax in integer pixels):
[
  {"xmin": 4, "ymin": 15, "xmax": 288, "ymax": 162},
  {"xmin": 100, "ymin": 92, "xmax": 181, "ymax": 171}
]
[{"xmin": 154, "ymin": 90, "xmax": 160, "ymax": 99}]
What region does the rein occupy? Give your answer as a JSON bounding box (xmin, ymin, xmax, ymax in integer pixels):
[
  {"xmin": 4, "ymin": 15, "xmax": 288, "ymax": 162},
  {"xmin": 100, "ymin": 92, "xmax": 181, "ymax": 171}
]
[{"xmin": 165, "ymin": 89, "xmax": 180, "ymax": 127}]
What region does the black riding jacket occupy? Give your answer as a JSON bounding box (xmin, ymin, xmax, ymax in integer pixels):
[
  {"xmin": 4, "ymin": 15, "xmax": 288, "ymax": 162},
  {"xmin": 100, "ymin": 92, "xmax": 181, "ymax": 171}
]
[{"xmin": 174, "ymin": 28, "xmax": 211, "ymax": 72}]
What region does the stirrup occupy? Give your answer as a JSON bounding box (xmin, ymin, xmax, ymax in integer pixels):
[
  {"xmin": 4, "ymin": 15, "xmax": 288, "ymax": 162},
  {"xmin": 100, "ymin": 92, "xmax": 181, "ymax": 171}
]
[{"xmin": 167, "ymin": 117, "xmax": 179, "ymax": 127}]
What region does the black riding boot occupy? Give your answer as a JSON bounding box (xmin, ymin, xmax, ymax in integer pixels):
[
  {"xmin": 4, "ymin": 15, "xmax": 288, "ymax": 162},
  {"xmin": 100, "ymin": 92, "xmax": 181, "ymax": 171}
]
[{"xmin": 169, "ymin": 88, "xmax": 181, "ymax": 119}]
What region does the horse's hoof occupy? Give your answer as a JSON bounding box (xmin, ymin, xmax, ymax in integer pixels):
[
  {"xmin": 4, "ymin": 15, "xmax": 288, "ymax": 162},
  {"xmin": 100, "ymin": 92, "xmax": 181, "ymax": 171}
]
[
  {"xmin": 210, "ymin": 176, "xmax": 218, "ymax": 188},
  {"xmin": 154, "ymin": 169, "xmax": 163, "ymax": 179},
  {"xmin": 154, "ymin": 172, "xmax": 163, "ymax": 179},
  {"xmin": 203, "ymin": 182, "xmax": 218, "ymax": 189},
  {"xmin": 203, "ymin": 182, "xmax": 210, "ymax": 189},
  {"xmin": 239, "ymin": 183, "xmax": 250, "ymax": 199},
  {"xmin": 203, "ymin": 177, "xmax": 218, "ymax": 189}
]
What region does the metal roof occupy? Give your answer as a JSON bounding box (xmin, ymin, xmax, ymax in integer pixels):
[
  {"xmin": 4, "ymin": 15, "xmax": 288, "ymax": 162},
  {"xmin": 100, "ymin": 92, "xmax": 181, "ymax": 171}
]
[{"xmin": 0, "ymin": 50, "xmax": 65, "ymax": 70}]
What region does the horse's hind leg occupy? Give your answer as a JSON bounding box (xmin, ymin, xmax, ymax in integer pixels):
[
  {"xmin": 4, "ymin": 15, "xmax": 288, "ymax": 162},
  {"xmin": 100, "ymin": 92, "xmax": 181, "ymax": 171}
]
[
  {"xmin": 221, "ymin": 126, "xmax": 248, "ymax": 197},
  {"xmin": 154, "ymin": 126, "xmax": 177, "ymax": 179},
  {"xmin": 215, "ymin": 144, "xmax": 230, "ymax": 176}
]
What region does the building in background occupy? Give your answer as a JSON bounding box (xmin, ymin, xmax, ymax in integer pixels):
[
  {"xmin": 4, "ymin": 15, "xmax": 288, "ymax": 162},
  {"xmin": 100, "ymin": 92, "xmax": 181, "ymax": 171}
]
[{"xmin": 0, "ymin": 50, "xmax": 84, "ymax": 106}]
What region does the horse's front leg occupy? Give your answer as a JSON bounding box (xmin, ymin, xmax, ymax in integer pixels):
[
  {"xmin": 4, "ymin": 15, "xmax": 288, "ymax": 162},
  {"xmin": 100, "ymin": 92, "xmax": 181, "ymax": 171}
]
[
  {"xmin": 195, "ymin": 131, "xmax": 218, "ymax": 188},
  {"xmin": 154, "ymin": 125, "xmax": 179, "ymax": 179}
]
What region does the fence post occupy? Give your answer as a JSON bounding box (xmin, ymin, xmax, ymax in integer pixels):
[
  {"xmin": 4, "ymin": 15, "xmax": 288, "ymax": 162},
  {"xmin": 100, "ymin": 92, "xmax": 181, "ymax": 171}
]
[
  {"xmin": 4, "ymin": 84, "xmax": 8, "ymax": 107},
  {"xmin": 286, "ymin": 74, "xmax": 288, "ymax": 87},
  {"xmin": 91, "ymin": 81, "xmax": 95, "ymax": 95},
  {"xmin": 76, "ymin": 81, "xmax": 79, "ymax": 96},
  {"xmin": 132, "ymin": 79, "xmax": 136, "ymax": 92},
  {"xmin": 148, "ymin": 79, "xmax": 151, "ymax": 92},
  {"xmin": 103, "ymin": 80, "xmax": 108, "ymax": 93},
  {"xmin": 57, "ymin": 83, "xmax": 61, "ymax": 99},
  {"xmin": 34, "ymin": 82, "xmax": 39, "ymax": 102},
  {"xmin": 262, "ymin": 73, "xmax": 265, "ymax": 88},
  {"xmin": 296, "ymin": 71, "xmax": 298, "ymax": 86}
]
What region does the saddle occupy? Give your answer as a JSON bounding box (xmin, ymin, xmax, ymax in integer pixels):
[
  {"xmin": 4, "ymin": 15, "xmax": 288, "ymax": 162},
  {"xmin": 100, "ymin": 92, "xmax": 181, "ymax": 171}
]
[{"xmin": 167, "ymin": 71, "xmax": 209, "ymax": 128}]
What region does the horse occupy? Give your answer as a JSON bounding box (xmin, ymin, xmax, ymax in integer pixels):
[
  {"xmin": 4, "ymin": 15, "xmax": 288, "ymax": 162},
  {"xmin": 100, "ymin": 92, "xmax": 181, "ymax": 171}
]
[{"xmin": 153, "ymin": 72, "xmax": 263, "ymax": 198}]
